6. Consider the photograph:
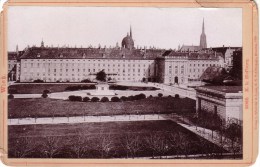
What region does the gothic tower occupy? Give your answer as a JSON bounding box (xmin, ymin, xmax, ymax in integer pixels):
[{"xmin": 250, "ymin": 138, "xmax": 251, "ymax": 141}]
[
  {"xmin": 41, "ymin": 39, "xmax": 44, "ymax": 48},
  {"xmin": 200, "ymin": 19, "xmax": 207, "ymax": 49}
]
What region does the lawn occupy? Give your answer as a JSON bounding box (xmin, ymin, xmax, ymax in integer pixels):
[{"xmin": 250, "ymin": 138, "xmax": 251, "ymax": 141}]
[
  {"xmin": 8, "ymin": 120, "xmax": 227, "ymax": 158},
  {"xmin": 8, "ymin": 83, "xmax": 159, "ymax": 94},
  {"xmin": 8, "ymin": 97, "xmax": 196, "ymax": 118},
  {"xmin": 8, "ymin": 83, "xmax": 95, "ymax": 94}
]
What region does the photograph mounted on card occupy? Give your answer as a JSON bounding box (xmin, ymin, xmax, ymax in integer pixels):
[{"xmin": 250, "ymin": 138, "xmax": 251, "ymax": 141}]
[{"xmin": 0, "ymin": 0, "xmax": 258, "ymax": 166}]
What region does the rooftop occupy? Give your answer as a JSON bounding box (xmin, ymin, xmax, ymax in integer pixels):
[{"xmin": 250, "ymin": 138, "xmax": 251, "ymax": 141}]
[{"xmin": 196, "ymin": 86, "xmax": 242, "ymax": 93}]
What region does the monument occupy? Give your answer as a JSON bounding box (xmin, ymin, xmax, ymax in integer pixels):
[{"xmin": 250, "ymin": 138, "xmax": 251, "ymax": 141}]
[{"xmin": 90, "ymin": 70, "xmax": 116, "ymax": 96}]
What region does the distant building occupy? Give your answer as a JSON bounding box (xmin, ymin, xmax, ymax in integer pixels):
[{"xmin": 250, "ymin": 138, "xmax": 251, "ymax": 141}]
[
  {"xmin": 155, "ymin": 50, "xmax": 224, "ymax": 84},
  {"xmin": 232, "ymin": 48, "xmax": 242, "ymax": 80},
  {"xmin": 179, "ymin": 19, "xmax": 207, "ymax": 52},
  {"xmin": 211, "ymin": 46, "xmax": 241, "ymax": 71},
  {"xmin": 7, "ymin": 46, "xmax": 24, "ymax": 81},
  {"xmin": 195, "ymin": 86, "xmax": 242, "ymax": 123}
]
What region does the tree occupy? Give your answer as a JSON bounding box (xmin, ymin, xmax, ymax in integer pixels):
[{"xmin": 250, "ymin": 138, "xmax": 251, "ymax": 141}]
[
  {"xmin": 8, "ymin": 94, "xmax": 14, "ymax": 99},
  {"xmin": 225, "ymin": 122, "xmax": 242, "ymax": 157},
  {"xmin": 42, "ymin": 93, "xmax": 48, "ymax": 98},
  {"xmin": 120, "ymin": 96, "xmax": 128, "ymax": 101},
  {"xmin": 101, "ymin": 97, "xmax": 109, "ymax": 102},
  {"xmin": 145, "ymin": 133, "xmax": 169, "ymax": 158},
  {"xmin": 41, "ymin": 136, "xmax": 62, "ymax": 158},
  {"xmin": 68, "ymin": 133, "xmax": 90, "ymax": 158},
  {"xmin": 96, "ymin": 70, "xmax": 107, "ymax": 82},
  {"xmin": 11, "ymin": 137, "xmax": 37, "ymax": 158},
  {"xmin": 111, "ymin": 97, "xmax": 120, "ymax": 102},
  {"xmin": 43, "ymin": 89, "xmax": 51, "ymax": 94},
  {"xmin": 91, "ymin": 97, "xmax": 100, "ymax": 102},
  {"xmin": 121, "ymin": 134, "xmax": 143, "ymax": 158},
  {"xmin": 94, "ymin": 134, "xmax": 114, "ymax": 158},
  {"xmin": 83, "ymin": 97, "xmax": 90, "ymax": 102},
  {"xmin": 158, "ymin": 93, "xmax": 163, "ymax": 97}
]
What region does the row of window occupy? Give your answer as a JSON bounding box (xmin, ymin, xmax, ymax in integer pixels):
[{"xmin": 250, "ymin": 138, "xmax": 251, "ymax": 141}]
[{"xmin": 23, "ymin": 63, "xmax": 150, "ymax": 68}]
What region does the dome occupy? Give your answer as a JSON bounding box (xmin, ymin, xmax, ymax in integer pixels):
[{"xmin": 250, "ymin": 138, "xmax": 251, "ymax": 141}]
[{"xmin": 121, "ymin": 33, "xmax": 134, "ymax": 50}]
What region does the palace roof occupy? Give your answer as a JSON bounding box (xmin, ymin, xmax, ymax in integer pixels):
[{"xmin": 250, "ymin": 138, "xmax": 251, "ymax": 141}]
[
  {"xmin": 20, "ymin": 47, "xmax": 165, "ymax": 60},
  {"xmin": 161, "ymin": 50, "xmax": 222, "ymax": 60}
]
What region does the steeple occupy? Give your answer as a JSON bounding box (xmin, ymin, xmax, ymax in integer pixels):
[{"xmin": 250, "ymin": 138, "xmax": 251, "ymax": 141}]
[
  {"xmin": 130, "ymin": 25, "xmax": 132, "ymax": 38},
  {"xmin": 16, "ymin": 45, "xmax": 19, "ymax": 54},
  {"xmin": 200, "ymin": 18, "xmax": 207, "ymax": 49},
  {"xmin": 202, "ymin": 18, "xmax": 205, "ymax": 34},
  {"xmin": 41, "ymin": 38, "xmax": 44, "ymax": 48}
]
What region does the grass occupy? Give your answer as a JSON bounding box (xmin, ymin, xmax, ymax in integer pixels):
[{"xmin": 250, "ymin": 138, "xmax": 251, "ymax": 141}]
[
  {"xmin": 8, "ymin": 120, "xmax": 227, "ymax": 158},
  {"xmin": 8, "ymin": 84, "xmax": 159, "ymax": 94},
  {"xmin": 8, "ymin": 83, "xmax": 95, "ymax": 94},
  {"xmin": 8, "ymin": 97, "xmax": 196, "ymax": 118}
]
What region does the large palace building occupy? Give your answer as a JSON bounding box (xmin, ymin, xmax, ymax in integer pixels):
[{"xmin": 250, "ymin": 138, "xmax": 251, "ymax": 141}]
[{"xmin": 8, "ymin": 20, "xmax": 234, "ymax": 84}]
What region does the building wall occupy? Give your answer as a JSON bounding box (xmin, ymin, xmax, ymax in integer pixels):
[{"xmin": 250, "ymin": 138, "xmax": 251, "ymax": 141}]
[
  {"xmin": 163, "ymin": 58, "xmax": 188, "ymax": 84},
  {"xmin": 224, "ymin": 48, "xmax": 236, "ymax": 69},
  {"xmin": 200, "ymin": 98, "xmax": 226, "ymax": 120},
  {"xmin": 196, "ymin": 89, "xmax": 242, "ymax": 122},
  {"xmin": 20, "ymin": 58, "xmax": 154, "ymax": 82},
  {"xmin": 187, "ymin": 59, "xmax": 221, "ymax": 81}
]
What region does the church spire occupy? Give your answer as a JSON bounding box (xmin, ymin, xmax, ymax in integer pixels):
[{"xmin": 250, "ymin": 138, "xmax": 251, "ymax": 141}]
[
  {"xmin": 200, "ymin": 18, "xmax": 207, "ymax": 49},
  {"xmin": 41, "ymin": 38, "xmax": 44, "ymax": 48},
  {"xmin": 130, "ymin": 25, "xmax": 132, "ymax": 38},
  {"xmin": 202, "ymin": 18, "xmax": 205, "ymax": 34}
]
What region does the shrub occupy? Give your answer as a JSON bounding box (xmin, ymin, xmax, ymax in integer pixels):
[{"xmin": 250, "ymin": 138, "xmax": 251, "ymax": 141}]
[
  {"xmin": 168, "ymin": 95, "xmax": 172, "ymax": 98},
  {"xmin": 69, "ymin": 95, "xmax": 82, "ymax": 102},
  {"xmin": 111, "ymin": 97, "xmax": 120, "ymax": 102},
  {"xmin": 8, "ymin": 94, "xmax": 14, "ymax": 99},
  {"xmin": 56, "ymin": 80, "xmax": 60, "ymax": 83},
  {"xmin": 42, "ymin": 93, "xmax": 48, "ymax": 98},
  {"xmin": 101, "ymin": 97, "xmax": 109, "ymax": 102},
  {"xmin": 65, "ymin": 85, "xmax": 95, "ymax": 91},
  {"xmin": 158, "ymin": 93, "xmax": 163, "ymax": 97},
  {"xmin": 8, "ymin": 88, "xmax": 18, "ymax": 94},
  {"xmin": 175, "ymin": 94, "xmax": 180, "ymax": 98},
  {"xmin": 83, "ymin": 97, "xmax": 90, "ymax": 102},
  {"xmin": 91, "ymin": 97, "xmax": 100, "ymax": 102},
  {"xmin": 109, "ymin": 85, "xmax": 128, "ymax": 90},
  {"xmin": 128, "ymin": 96, "xmax": 134, "ymax": 101},
  {"xmin": 139, "ymin": 93, "xmax": 146, "ymax": 99},
  {"xmin": 120, "ymin": 96, "xmax": 128, "ymax": 101},
  {"xmin": 81, "ymin": 79, "xmax": 92, "ymax": 83},
  {"xmin": 43, "ymin": 89, "xmax": 50, "ymax": 94},
  {"xmin": 133, "ymin": 93, "xmax": 146, "ymax": 100},
  {"xmin": 33, "ymin": 79, "xmax": 44, "ymax": 83},
  {"xmin": 149, "ymin": 95, "xmax": 153, "ymax": 98}
]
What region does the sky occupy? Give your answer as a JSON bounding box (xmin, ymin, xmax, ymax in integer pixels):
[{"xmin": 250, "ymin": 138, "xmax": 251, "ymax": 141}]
[{"xmin": 8, "ymin": 7, "xmax": 242, "ymax": 51}]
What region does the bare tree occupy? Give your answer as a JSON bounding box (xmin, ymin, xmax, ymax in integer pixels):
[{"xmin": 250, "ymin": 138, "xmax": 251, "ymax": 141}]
[
  {"xmin": 145, "ymin": 133, "xmax": 169, "ymax": 159},
  {"xmin": 69, "ymin": 133, "xmax": 90, "ymax": 158},
  {"xmin": 41, "ymin": 136, "xmax": 62, "ymax": 158},
  {"xmin": 121, "ymin": 134, "xmax": 143, "ymax": 158},
  {"xmin": 12, "ymin": 137, "xmax": 37, "ymax": 158},
  {"xmin": 171, "ymin": 132, "xmax": 190, "ymax": 157},
  {"xmin": 95, "ymin": 133, "xmax": 114, "ymax": 158}
]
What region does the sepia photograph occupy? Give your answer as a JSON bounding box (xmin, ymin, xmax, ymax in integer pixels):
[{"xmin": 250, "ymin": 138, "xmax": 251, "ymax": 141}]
[{"xmin": 6, "ymin": 6, "xmax": 243, "ymax": 160}]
